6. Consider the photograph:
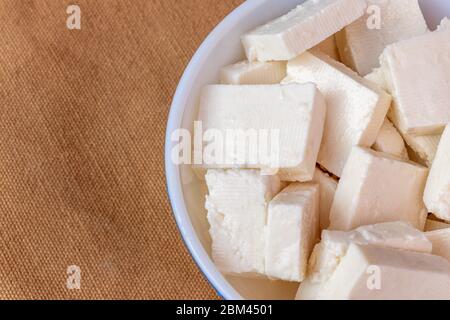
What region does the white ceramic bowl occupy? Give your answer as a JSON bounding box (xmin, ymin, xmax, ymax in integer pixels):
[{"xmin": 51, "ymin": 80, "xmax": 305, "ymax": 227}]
[{"xmin": 165, "ymin": 0, "xmax": 450, "ymax": 300}]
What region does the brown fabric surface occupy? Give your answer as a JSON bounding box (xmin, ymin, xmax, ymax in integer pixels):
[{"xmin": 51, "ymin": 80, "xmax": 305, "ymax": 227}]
[{"xmin": 0, "ymin": 0, "xmax": 242, "ymax": 299}]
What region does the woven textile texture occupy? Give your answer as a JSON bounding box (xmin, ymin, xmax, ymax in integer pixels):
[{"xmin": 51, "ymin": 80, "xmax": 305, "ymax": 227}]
[{"xmin": 0, "ymin": 0, "xmax": 242, "ymax": 299}]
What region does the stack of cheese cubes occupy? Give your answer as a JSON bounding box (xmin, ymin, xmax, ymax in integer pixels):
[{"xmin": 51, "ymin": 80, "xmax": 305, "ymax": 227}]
[{"xmin": 195, "ymin": 0, "xmax": 450, "ymax": 299}]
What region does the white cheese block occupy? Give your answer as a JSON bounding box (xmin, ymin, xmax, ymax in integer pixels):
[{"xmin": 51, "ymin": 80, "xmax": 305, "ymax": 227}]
[
  {"xmin": 313, "ymin": 244, "xmax": 450, "ymax": 300},
  {"xmin": 205, "ymin": 169, "xmax": 282, "ymax": 276},
  {"xmin": 372, "ymin": 119, "xmax": 408, "ymax": 160},
  {"xmin": 424, "ymin": 125, "xmax": 450, "ymax": 221},
  {"xmin": 364, "ymin": 70, "xmax": 439, "ymax": 165},
  {"xmin": 425, "ymin": 218, "xmax": 450, "ymax": 232},
  {"xmin": 241, "ymin": 0, "xmax": 366, "ymax": 62},
  {"xmin": 329, "ymin": 147, "xmax": 428, "ymax": 231},
  {"xmin": 403, "ymin": 133, "xmax": 441, "ymax": 167},
  {"xmin": 426, "ymin": 229, "xmax": 450, "ymax": 263},
  {"xmin": 438, "ymin": 17, "xmax": 450, "ymax": 30},
  {"xmin": 312, "ymin": 168, "xmax": 338, "ymax": 230},
  {"xmin": 321, "ymin": 221, "xmax": 432, "ymax": 252},
  {"xmin": 197, "ymin": 83, "xmax": 326, "ymax": 182},
  {"xmin": 297, "ymin": 222, "xmax": 433, "ymax": 300},
  {"xmin": 220, "ymin": 60, "xmax": 286, "ymax": 85},
  {"xmin": 336, "ymin": 0, "xmax": 428, "ymax": 76},
  {"xmin": 265, "ymin": 183, "xmax": 319, "ymax": 282},
  {"xmin": 312, "ymin": 35, "xmax": 340, "ymax": 61},
  {"xmin": 283, "ymin": 51, "xmax": 391, "ymax": 177},
  {"xmin": 380, "ymin": 23, "xmax": 450, "ymax": 135},
  {"xmin": 364, "ymin": 68, "xmax": 441, "ymax": 167},
  {"xmin": 364, "ymin": 67, "xmax": 387, "ymax": 90},
  {"xmin": 366, "ymin": 68, "xmax": 412, "ymax": 159}
]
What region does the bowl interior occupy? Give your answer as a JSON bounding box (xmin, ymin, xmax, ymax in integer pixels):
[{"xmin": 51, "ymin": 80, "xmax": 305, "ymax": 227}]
[{"xmin": 173, "ymin": 0, "xmax": 450, "ymax": 299}]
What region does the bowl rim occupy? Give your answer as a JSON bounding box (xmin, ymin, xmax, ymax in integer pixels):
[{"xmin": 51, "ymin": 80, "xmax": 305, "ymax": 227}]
[{"xmin": 164, "ymin": 0, "xmax": 271, "ymax": 301}]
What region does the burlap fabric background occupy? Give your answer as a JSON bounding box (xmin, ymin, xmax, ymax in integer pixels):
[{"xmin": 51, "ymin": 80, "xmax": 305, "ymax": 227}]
[{"xmin": 0, "ymin": 0, "xmax": 242, "ymax": 299}]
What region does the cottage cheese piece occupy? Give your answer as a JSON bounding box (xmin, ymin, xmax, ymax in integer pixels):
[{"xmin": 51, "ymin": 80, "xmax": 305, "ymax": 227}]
[
  {"xmin": 427, "ymin": 229, "xmax": 450, "ymax": 263},
  {"xmin": 425, "ymin": 218, "xmax": 450, "ymax": 232},
  {"xmin": 220, "ymin": 61, "xmax": 286, "ymax": 84},
  {"xmin": 329, "ymin": 147, "xmax": 428, "ymax": 231},
  {"xmin": 312, "ymin": 35, "xmax": 340, "ymax": 61},
  {"xmin": 205, "ymin": 169, "xmax": 281, "ymax": 275},
  {"xmin": 265, "ymin": 183, "xmax": 319, "ymax": 282},
  {"xmin": 241, "ymin": 0, "xmax": 366, "ymax": 62},
  {"xmin": 296, "ymin": 222, "xmax": 432, "ymax": 300},
  {"xmin": 283, "ymin": 51, "xmax": 391, "ymax": 177},
  {"xmin": 380, "ymin": 25, "xmax": 450, "ymax": 135},
  {"xmin": 336, "ymin": 0, "xmax": 428, "ymax": 76},
  {"xmin": 424, "ymin": 125, "xmax": 450, "ymax": 221},
  {"xmin": 372, "ymin": 119, "xmax": 408, "ymax": 160},
  {"xmin": 197, "ymin": 83, "xmax": 326, "ymax": 182},
  {"xmin": 403, "ymin": 133, "xmax": 441, "ymax": 167},
  {"xmin": 313, "ymin": 168, "xmax": 338, "ymax": 230},
  {"xmin": 316, "ymin": 244, "xmax": 450, "ymax": 300}
]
